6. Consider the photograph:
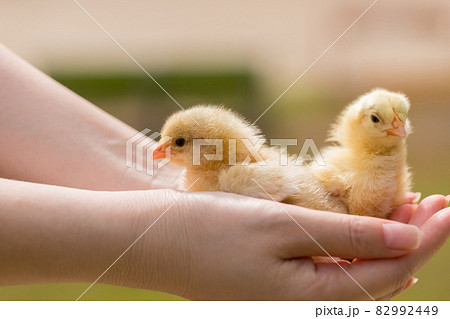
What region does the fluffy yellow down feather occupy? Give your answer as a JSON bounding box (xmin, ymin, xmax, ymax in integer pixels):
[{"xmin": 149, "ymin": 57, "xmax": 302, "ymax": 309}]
[
  {"xmin": 154, "ymin": 105, "xmax": 347, "ymax": 213},
  {"xmin": 311, "ymin": 88, "xmax": 412, "ymax": 218}
]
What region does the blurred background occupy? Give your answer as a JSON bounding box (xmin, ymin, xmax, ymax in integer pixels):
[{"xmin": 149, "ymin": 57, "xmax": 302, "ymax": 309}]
[{"xmin": 0, "ymin": 0, "xmax": 449, "ymax": 300}]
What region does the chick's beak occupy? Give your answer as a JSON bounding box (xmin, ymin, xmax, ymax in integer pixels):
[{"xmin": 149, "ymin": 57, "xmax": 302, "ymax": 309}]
[
  {"xmin": 385, "ymin": 112, "xmax": 406, "ymax": 137},
  {"xmin": 152, "ymin": 143, "xmax": 168, "ymax": 159}
]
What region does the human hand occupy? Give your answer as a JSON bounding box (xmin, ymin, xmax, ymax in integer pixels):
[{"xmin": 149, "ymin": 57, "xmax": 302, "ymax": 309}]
[
  {"xmin": 383, "ymin": 193, "xmax": 450, "ymax": 299},
  {"xmin": 0, "ymin": 44, "xmax": 182, "ymax": 192},
  {"xmin": 3, "ymin": 178, "xmax": 447, "ymax": 300},
  {"xmin": 0, "ymin": 179, "xmax": 450, "ymax": 300},
  {"xmin": 122, "ymin": 191, "xmax": 449, "ymax": 300}
]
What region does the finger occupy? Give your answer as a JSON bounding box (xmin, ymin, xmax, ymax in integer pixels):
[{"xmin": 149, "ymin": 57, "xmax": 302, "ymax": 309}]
[
  {"xmin": 376, "ymin": 276, "xmax": 418, "ymax": 301},
  {"xmin": 409, "ymin": 195, "xmax": 447, "ymax": 227},
  {"xmin": 404, "ymin": 192, "xmax": 421, "ymax": 204},
  {"xmin": 401, "ymin": 207, "xmax": 450, "ymax": 274},
  {"xmin": 389, "ymin": 204, "xmax": 416, "ymax": 224},
  {"xmin": 377, "ymin": 277, "xmax": 418, "ymax": 301},
  {"xmin": 315, "ymin": 208, "xmax": 450, "ymax": 300},
  {"xmin": 403, "ymin": 277, "xmax": 419, "ymax": 292},
  {"xmin": 313, "ymin": 258, "xmax": 410, "ymax": 300},
  {"xmin": 312, "ymin": 256, "xmax": 351, "ymax": 264},
  {"xmin": 276, "ymin": 207, "xmax": 421, "ymax": 259}
]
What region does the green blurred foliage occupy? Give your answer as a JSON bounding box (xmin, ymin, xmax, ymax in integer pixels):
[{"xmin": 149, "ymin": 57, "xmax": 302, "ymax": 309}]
[{"xmin": 1, "ymin": 71, "xmax": 448, "ymax": 300}]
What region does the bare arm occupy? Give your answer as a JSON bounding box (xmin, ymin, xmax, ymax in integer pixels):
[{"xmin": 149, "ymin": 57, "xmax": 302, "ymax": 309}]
[
  {"xmin": 1, "ymin": 45, "xmax": 449, "ymax": 300},
  {"xmin": 1, "ymin": 177, "xmax": 449, "ymax": 300},
  {"xmin": 0, "ymin": 44, "xmax": 179, "ymax": 191}
]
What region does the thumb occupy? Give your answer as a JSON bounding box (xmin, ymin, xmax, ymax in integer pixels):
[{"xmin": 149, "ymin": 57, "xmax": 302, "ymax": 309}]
[{"xmin": 278, "ymin": 207, "xmax": 421, "ymax": 259}]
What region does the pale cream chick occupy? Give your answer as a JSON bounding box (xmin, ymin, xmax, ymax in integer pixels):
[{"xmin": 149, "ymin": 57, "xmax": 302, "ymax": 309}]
[
  {"xmin": 154, "ymin": 105, "xmax": 347, "ymax": 213},
  {"xmin": 312, "ymin": 88, "xmax": 412, "ymax": 218}
]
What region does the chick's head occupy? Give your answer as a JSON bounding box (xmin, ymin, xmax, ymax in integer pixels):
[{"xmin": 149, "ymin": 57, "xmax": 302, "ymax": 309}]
[
  {"xmin": 332, "ymin": 88, "xmax": 412, "ymax": 150},
  {"xmin": 153, "ymin": 105, "xmax": 265, "ymax": 170}
]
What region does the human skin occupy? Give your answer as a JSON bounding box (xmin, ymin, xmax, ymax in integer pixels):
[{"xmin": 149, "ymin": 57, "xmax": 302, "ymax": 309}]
[
  {"xmin": 0, "ymin": 43, "xmax": 178, "ymax": 191},
  {"xmin": 1, "ymin": 177, "xmax": 449, "ymax": 300},
  {"xmin": 0, "ymin": 44, "xmax": 449, "ymax": 300}
]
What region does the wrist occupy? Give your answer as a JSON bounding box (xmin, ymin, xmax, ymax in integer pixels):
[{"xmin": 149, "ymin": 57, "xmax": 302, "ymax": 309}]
[
  {"xmin": 0, "ymin": 180, "xmax": 179, "ymax": 291},
  {"xmin": 92, "ymin": 189, "xmax": 193, "ymax": 296}
]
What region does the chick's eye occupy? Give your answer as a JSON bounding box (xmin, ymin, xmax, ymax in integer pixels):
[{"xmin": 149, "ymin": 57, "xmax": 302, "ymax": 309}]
[
  {"xmin": 371, "ymin": 115, "xmax": 380, "ymax": 123},
  {"xmin": 175, "ymin": 138, "xmax": 186, "ymax": 147}
]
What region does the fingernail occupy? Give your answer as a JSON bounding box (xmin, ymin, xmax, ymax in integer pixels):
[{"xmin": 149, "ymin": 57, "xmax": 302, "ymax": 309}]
[
  {"xmin": 413, "ymin": 192, "xmax": 422, "ymax": 204},
  {"xmin": 383, "ymin": 224, "xmax": 421, "ymax": 250},
  {"xmin": 444, "ymin": 195, "xmax": 450, "ymax": 208},
  {"xmin": 404, "ymin": 277, "xmax": 419, "ymax": 291}
]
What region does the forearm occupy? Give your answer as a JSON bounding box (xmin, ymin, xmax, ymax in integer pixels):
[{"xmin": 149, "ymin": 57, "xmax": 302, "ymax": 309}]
[
  {"xmin": 0, "ymin": 44, "xmax": 177, "ymax": 191},
  {"xmin": 0, "ymin": 177, "xmax": 183, "ymax": 292},
  {"xmin": 1, "ymin": 178, "xmax": 449, "ymax": 300}
]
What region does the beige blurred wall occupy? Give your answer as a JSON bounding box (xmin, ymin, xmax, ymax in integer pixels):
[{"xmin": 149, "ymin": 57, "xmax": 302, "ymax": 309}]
[{"xmin": 1, "ymin": 0, "xmax": 449, "ymax": 94}]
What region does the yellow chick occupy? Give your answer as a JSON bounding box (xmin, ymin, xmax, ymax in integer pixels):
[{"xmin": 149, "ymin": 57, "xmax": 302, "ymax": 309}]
[
  {"xmin": 312, "ymin": 88, "xmax": 412, "ymax": 218},
  {"xmin": 153, "ymin": 105, "xmax": 347, "ymax": 213}
]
